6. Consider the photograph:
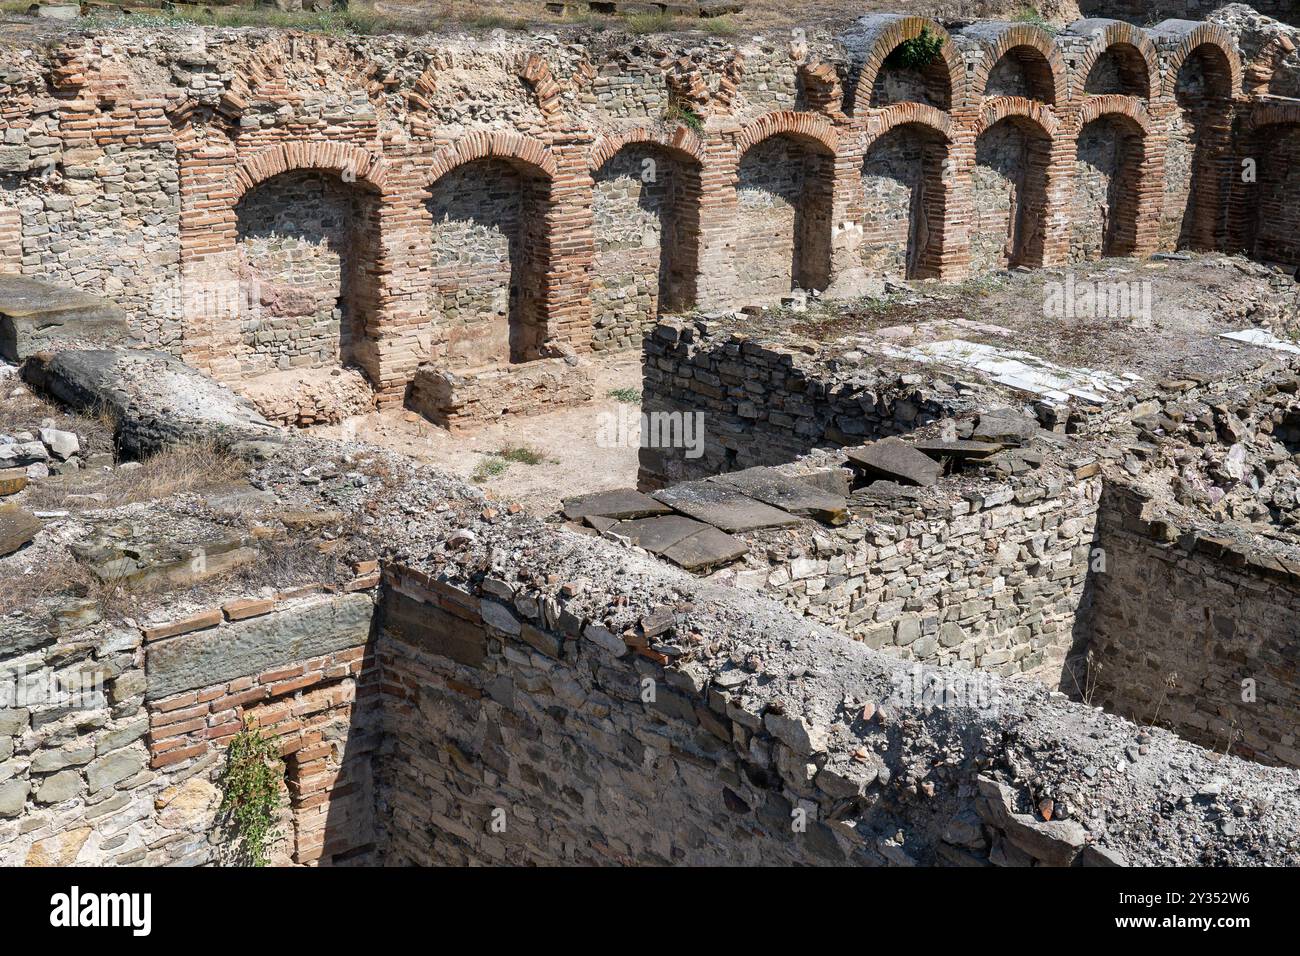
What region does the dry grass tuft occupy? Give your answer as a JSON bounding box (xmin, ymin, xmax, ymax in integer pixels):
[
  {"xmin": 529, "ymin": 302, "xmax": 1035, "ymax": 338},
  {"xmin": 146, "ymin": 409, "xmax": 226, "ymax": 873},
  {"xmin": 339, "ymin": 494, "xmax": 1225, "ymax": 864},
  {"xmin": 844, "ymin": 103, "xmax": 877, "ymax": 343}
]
[{"xmin": 25, "ymin": 440, "xmax": 248, "ymax": 512}]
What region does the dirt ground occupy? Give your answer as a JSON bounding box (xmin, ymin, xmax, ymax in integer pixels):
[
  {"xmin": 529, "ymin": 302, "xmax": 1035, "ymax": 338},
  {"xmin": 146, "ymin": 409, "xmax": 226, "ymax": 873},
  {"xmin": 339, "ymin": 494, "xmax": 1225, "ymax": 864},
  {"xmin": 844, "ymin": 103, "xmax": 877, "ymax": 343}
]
[
  {"xmin": 311, "ymin": 353, "xmax": 644, "ymax": 516},
  {"xmin": 307, "ymin": 254, "xmax": 1300, "ymax": 516}
]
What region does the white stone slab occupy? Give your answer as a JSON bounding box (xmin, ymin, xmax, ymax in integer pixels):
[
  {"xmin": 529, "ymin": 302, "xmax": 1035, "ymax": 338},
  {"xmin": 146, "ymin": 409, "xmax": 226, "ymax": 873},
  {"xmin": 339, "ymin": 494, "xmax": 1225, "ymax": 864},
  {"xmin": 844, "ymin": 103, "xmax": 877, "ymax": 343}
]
[
  {"xmin": 1219, "ymin": 329, "xmax": 1300, "ymax": 354},
  {"xmin": 878, "ymin": 338, "xmax": 1136, "ymax": 404}
]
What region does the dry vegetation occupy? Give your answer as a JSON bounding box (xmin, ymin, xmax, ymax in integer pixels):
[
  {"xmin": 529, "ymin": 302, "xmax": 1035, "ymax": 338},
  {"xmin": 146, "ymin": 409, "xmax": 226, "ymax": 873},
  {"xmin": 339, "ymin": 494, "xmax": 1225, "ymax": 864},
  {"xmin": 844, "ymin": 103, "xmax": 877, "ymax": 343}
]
[
  {"xmin": 23, "ymin": 440, "xmax": 248, "ymax": 512},
  {"xmin": 0, "ymin": 386, "xmax": 117, "ymax": 457}
]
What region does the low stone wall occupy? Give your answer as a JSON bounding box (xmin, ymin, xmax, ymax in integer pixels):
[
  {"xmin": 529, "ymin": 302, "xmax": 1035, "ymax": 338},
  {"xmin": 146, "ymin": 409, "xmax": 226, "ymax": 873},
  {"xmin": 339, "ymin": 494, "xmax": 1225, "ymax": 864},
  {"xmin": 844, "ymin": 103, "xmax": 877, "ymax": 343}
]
[
  {"xmin": 1088, "ymin": 485, "xmax": 1300, "ymax": 768},
  {"xmin": 0, "ymin": 585, "xmax": 379, "ymax": 866},
  {"xmin": 734, "ymin": 464, "xmax": 1102, "ymax": 684},
  {"xmin": 408, "ymin": 357, "xmax": 594, "ymax": 431},
  {"xmin": 369, "ymin": 535, "xmax": 1300, "ymax": 867},
  {"xmin": 239, "ymin": 367, "xmax": 375, "ymax": 428},
  {"xmin": 639, "ymin": 320, "xmax": 962, "ymax": 486}
]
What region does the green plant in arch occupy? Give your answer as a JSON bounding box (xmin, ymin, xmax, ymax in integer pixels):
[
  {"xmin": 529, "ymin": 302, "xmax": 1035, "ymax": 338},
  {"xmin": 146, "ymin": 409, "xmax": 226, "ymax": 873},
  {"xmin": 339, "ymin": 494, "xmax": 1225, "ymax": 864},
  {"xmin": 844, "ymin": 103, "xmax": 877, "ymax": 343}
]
[
  {"xmin": 885, "ymin": 26, "xmax": 946, "ymax": 70},
  {"xmin": 219, "ymin": 718, "xmax": 284, "ymax": 867}
]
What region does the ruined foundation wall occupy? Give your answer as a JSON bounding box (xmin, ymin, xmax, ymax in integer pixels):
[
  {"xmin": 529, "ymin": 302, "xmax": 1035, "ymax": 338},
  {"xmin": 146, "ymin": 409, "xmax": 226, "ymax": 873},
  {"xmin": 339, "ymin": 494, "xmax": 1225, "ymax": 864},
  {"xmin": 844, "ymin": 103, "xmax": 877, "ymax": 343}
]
[
  {"xmin": 365, "ymin": 520, "xmax": 1300, "ymax": 868},
  {"xmin": 1088, "ymin": 486, "xmax": 1300, "ymax": 768},
  {"xmin": 639, "ymin": 319, "xmax": 964, "ymax": 487},
  {"xmin": 0, "ymin": 589, "xmax": 380, "ymax": 866},
  {"xmin": 740, "ymin": 470, "xmax": 1102, "ymax": 684}
]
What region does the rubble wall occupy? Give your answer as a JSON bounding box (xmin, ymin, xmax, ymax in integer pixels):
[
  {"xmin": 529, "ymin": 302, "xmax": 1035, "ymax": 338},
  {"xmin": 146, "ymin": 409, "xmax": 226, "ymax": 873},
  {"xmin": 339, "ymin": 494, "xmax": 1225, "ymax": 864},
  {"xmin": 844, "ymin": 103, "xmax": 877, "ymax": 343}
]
[
  {"xmin": 639, "ymin": 319, "xmax": 962, "ymax": 487},
  {"xmin": 738, "ymin": 471, "xmax": 1102, "ymax": 685},
  {"xmin": 0, "ymin": 588, "xmax": 380, "ymax": 866},
  {"xmin": 367, "ymin": 527, "xmax": 1300, "ymax": 867},
  {"xmin": 1088, "ymin": 486, "xmax": 1300, "ymax": 768}
]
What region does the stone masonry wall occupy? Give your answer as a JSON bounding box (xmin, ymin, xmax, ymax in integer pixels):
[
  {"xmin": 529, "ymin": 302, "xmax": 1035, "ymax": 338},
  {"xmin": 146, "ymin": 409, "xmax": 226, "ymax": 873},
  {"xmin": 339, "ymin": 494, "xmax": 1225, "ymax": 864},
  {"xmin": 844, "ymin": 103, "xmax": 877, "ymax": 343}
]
[
  {"xmin": 735, "ymin": 468, "xmax": 1103, "ymax": 685},
  {"xmin": 0, "ymin": 586, "xmax": 380, "ymax": 867},
  {"xmin": 366, "ymin": 527, "xmax": 1300, "ymax": 868},
  {"xmin": 1088, "ymin": 485, "xmax": 1300, "ymax": 768},
  {"xmin": 639, "ymin": 318, "xmax": 965, "ymax": 487},
  {"xmin": 427, "ymin": 159, "xmax": 546, "ymax": 370},
  {"xmin": 0, "ymin": 12, "xmax": 1295, "ymax": 409},
  {"xmin": 235, "ymin": 170, "xmax": 358, "ymax": 376}
]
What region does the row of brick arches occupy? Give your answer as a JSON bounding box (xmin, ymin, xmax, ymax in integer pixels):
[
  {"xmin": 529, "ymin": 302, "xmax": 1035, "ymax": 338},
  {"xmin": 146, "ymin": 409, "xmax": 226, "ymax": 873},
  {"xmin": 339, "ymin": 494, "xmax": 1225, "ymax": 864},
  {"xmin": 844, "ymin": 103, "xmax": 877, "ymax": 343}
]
[{"xmin": 174, "ymin": 17, "xmax": 1300, "ymax": 403}]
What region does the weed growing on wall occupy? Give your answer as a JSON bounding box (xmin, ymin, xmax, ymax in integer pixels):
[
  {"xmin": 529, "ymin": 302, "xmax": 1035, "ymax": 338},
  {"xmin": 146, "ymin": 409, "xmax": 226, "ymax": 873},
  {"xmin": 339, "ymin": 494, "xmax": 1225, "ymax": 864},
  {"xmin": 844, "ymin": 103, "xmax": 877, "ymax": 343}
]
[
  {"xmin": 885, "ymin": 27, "xmax": 945, "ymax": 70},
  {"xmin": 663, "ymin": 98, "xmax": 705, "ymax": 133},
  {"xmin": 219, "ymin": 720, "xmax": 284, "ymax": 867}
]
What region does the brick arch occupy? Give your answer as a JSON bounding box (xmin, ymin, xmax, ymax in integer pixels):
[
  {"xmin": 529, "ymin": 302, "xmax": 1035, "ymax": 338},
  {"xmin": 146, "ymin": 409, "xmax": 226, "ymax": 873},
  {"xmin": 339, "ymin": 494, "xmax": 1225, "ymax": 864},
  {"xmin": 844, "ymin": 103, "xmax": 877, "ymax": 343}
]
[
  {"xmin": 228, "ymin": 142, "xmax": 391, "ymax": 201},
  {"xmin": 589, "ymin": 126, "xmax": 706, "ymax": 172},
  {"xmin": 846, "ymin": 15, "xmax": 968, "ymax": 115},
  {"xmin": 1249, "ymin": 102, "xmax": 1300, "ymax": 131},
  {"xmin": 1076, "ymin": 94, "xmax": 1151, "ymax": 134},
  {"xmin": 1245, "ymin": 35, "xmax": 1295, "ymax": 98},
  {"xmin": 966, "ymin": 23, "xmax": 1069, "ymax": 106},
  {"xmin": 871, "ymin": 102, "xmax": 953, "ymax": 142},
  {"xmin": 1072, "ymin": 104, "xmax": 1153, "ymax": 260},
  {"xmin": 971, "ymin": 109, "xmax": 1057, "ymax": 270},
  {"xmin": 976, "ymin": 96, "xmax": 1059, "ymax": 138},
  {"xmin": 734, "ymin": 111, "xmax": 839, "ymax": 157},
  {"xmin": 1157, "ymin": 23, "xmax": 1241, "ymax": 100},
  {"xmin": 1067, "ymin": 20, "xmax": 1160, "ymax": 101},
  {"xmin": 422, "ymin": 130, "xmax": 557, "ymax": 187}
]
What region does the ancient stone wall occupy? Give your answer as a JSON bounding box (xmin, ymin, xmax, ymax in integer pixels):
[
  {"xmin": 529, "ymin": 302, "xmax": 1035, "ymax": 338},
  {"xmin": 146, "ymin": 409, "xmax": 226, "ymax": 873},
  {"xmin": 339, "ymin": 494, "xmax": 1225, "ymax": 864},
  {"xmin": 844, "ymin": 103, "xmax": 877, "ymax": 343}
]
[
  {"xmin": 639, "ymin": 318, "xmax": 966, "ymax": 486},
  {"xmin": 0, "ymin": 587, "xmax": 380, "ymax": 867},
  {"xmin": 734, "ymin": 465, "xmax": 1102, "ymax": 685},
  {"xmin": 1088, "ymin": 485, "xmax": 1300, "ymax": 768},
  {"xmin": 0, "ymin": 10, "xmax": 1293, "ymax": 423}
]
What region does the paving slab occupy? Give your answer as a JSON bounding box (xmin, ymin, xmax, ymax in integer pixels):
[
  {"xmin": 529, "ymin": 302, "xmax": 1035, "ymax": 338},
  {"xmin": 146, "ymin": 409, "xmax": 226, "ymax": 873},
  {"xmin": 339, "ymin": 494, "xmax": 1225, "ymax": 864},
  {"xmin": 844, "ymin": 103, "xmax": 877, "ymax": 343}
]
[
  {"xmin": 972, "ymin": 410, "xmax": 1040, "ymax": 445},
  {"xmin": 712, "ymin": 467, "xmax": 848, "ymax": 525},
  {"xmin": 608, "ymin": 515, "xmax": 709, "ymax": 553},
  {"xmin": 913, "ymin": 439, "xmax": 1004, "ymax": 461},
  {"xmin": 660, "ymin": 526, "xmax": 748, "ymax": 571},
  {"xmin": 652, "ymin": 480, "xmax": 802, "ymax": 532},
  {"xmin": 1220, "ymin": 328, "xmax": 1300, "ymax": 354},
  {"xmin": 562, "ymin": 488, "xmax": 673, "ymax": 522},
  {"xmin": 845, "ymin": 438, "xmax": 943, "ymax": 487}
]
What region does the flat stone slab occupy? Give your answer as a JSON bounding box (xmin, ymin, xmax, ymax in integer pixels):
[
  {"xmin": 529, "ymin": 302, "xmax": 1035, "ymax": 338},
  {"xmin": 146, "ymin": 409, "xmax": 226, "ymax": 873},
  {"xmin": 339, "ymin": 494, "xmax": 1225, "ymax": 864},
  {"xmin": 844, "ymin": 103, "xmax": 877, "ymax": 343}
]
[
  {"xmin": 913, "ymin": 439, "xmax": 1004, "ymax": 461},
  {"xmin": 660, "ymin": 525, "xmax": 748, "ymax": 571},
  {"xmin": 712, "ymin": 467, "xmax": 848, "ymax": 525},
  {"xmin": 24, "ymin": 350, "xmax": 279, "ymax": 458},
  {"xmin": 0, "ymin": 504, "xmax": 41, "ymax": 557},
  {"xmin": 845, "ymin": 438, "xmax": 943, "ymax": 487},
  {"xmin": 608, "ymin": 515, "xmax": 709, "ymax": 553},
  {"xmin": 607, "ymin": 514, "xmax": 747, "ymax": 570},
  {"xmin": 973, "ymin": 410, "xmax": 1039, "ymax": 445},
  {"xmin": 0, "ymin": 275, "xmax": 130, "ymax": 363},
  {"xmin": 652, "ymin": 481, "xmax": 802, "ymax": 533},
  {"xmin": 146, "ymin": 592, "xmax": 372, "ymax": 701},
  {"xmin": 878, "ymin": 338, "xmax": 1134, "ymax": 405},
  {"xmin": 562, "ymin": 489, "xmax": 673, "ymax": 522},
  {"xmin": 1220, "ymin": 328, "xmax": 1300, "ymax": 354}
]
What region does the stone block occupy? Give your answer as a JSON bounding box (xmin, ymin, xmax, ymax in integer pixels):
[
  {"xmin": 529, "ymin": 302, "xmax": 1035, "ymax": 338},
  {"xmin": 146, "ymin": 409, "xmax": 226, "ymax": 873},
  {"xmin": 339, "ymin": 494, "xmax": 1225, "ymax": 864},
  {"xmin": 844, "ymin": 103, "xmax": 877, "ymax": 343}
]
[{"xmin": 146, "ymin": 593, "xmax": 373, "ymax": 699}]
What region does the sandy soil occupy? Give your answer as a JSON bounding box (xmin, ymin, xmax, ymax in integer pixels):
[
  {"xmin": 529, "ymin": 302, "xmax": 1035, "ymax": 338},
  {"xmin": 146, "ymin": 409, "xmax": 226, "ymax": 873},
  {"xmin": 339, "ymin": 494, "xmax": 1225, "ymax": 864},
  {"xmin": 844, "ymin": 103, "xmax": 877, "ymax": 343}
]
[{"xmin": 311, "ymin": 353, "xmax": 644, "ymax": 516}]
